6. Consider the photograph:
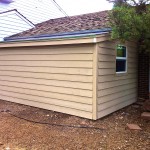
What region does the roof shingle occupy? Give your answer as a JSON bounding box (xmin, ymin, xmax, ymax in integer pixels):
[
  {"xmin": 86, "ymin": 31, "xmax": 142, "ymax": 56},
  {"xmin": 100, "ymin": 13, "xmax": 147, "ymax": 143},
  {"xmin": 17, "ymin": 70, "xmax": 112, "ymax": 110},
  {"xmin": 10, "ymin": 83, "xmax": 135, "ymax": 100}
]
[{"xmin": 9, "ymin": 10, "xmax": 109, "ymax": 39}]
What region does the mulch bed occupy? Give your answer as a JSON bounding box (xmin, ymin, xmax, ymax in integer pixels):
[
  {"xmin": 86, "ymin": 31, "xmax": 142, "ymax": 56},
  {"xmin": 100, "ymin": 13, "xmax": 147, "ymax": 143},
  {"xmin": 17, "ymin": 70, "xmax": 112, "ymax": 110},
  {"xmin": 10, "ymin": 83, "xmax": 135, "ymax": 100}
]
[{"xmin": 0, "ymin": 99, "xmax": 149, "ymax": 150}]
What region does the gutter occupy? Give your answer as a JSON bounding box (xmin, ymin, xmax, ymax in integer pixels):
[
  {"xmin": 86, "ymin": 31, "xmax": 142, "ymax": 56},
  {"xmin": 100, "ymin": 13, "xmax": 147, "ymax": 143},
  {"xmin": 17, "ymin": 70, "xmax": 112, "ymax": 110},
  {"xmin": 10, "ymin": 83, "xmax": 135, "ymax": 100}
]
[{"xmin": 4, "ymin": 28, "xmax": 111, "ymax": 42}]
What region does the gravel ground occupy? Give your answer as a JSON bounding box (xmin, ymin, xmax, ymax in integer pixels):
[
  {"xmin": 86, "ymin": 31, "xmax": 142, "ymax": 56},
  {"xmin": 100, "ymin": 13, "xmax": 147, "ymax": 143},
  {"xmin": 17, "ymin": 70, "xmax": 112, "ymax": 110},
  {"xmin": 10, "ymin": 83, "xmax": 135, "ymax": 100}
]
[{"xmin": 0, "ymin": 99, "xmax": 149, "ymax": 150}]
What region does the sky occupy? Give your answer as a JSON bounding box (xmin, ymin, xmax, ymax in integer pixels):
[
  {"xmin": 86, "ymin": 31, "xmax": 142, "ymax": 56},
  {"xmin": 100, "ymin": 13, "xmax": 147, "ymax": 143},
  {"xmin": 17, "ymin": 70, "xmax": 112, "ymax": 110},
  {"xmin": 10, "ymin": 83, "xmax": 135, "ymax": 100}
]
[{"xmin": 56, "ymin": 0, "xmax": 113, "ymax": 16}]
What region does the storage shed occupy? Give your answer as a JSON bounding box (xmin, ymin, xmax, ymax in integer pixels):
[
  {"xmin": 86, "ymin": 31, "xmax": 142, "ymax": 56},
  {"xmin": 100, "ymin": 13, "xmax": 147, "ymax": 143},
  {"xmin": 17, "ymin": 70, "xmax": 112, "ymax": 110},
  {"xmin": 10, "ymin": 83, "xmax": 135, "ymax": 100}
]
[{"xmin": 0, "ymin": 11, "xmax": 138, "ymax": 120}]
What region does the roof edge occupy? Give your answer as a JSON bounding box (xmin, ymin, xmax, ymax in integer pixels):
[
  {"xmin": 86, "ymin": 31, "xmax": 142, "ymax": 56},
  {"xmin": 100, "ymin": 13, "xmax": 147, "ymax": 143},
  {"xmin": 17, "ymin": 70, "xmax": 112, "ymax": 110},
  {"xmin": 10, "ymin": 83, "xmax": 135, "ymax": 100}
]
[
  {"xmin": 0, "ymin": 33, "xmax": 111, "ymax": 48},
  {"xmin": 4, "ymin": 28, "xmax": 111, "ymax": 42}
]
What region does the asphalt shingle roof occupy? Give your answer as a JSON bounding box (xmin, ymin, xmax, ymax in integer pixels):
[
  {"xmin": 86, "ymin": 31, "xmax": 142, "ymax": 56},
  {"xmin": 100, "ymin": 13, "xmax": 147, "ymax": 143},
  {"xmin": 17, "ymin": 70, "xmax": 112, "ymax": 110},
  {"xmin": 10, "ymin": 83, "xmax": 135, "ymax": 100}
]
[{"xmin": 9, "ymin": 10, "xmax": 109, "ymax": 39}]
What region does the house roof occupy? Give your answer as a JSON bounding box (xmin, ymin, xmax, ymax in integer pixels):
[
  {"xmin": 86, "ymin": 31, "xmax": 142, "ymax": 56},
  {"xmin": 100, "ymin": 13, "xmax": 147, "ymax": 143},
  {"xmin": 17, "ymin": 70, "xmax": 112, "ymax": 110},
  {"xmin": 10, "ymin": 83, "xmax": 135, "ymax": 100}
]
[{"xmin": 7, "ymin": 10, "xmax": 109, "ymax": 40}]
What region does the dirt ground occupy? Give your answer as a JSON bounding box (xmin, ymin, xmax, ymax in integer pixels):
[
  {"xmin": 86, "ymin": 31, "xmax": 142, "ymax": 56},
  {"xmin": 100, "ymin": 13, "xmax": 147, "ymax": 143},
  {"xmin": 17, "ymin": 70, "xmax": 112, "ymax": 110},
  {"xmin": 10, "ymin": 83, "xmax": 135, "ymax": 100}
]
[{"xmin": 0, "ymin": 99, "xmax": 149, "ymax": 150}]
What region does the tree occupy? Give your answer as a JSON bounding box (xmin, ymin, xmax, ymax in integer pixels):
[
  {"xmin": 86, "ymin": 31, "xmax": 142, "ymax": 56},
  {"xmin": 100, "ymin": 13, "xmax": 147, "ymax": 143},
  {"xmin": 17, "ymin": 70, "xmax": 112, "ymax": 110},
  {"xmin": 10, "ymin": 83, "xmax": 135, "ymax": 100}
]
[{"xmin": 107, "ymin": 0, "xmax": 150, "ymax": 52}]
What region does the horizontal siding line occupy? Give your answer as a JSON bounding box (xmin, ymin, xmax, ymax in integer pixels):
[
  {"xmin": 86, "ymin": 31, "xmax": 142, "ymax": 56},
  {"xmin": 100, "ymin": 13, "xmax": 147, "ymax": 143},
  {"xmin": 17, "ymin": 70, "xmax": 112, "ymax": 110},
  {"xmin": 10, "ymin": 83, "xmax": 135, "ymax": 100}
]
[
  {"xmin": 0, "ymin": 47, "xmax": 93, "ymax": 54},
  {"xmin": 0, "ymin": 79, "xmax": 93, "ymax": 91},
  {"xmin": 98, "ymin": 60, "xmax": 115, "ymax": 62},
  {"xmin": 0, "ymin": 59, "xmax": 93, "ymax": 61},
  {"xmin": 98, "ymin": 53, "xmax": 136, "ymax": 56},
  {"xmin": 1, "ymin": 11, "xmax": 62, "ymax": 19},
  {"xmin": 0, "ymin": 18, "xmax": 33, "ymax": 25},
  {"xmin": 97, "ymin": 98, "xmax": 136, "ymax": 118},
  {"xmin": 0, "ymin": 93, "xmax": 92, "ymax": 113},
  {"xmin": 0, "ymin": 69, "xmax": 92, "ymax": 76},
  {"xmin": 0, "ymin": 64, "xmax": 92, "ymax": 69},
  {"xmin": 0, "ymin": 95, "xmax": 92, "ymax": 119},
  {"xmin": 98, "ymin": 60, "xmax": 137, "ymax": 63},
  {"xmin": 1, "ymin": 23, "xmax": 32, "ymax": 31},
  {"xmin": 0, "ymin": 76, "xmax": 92, "ymax": 89},
  {"xmin": 98, "ymin": 72, "xmax": 135, "ymax": 77},
  {"xmin": 98, "ymin": 71, "xmax": 137, "ymax": 76},
  {"xmin": 98, "ymin": 53, "xmax": 114, "ymax": 56},
  {"xmin": 98, "ymin": 87, "xmax": 136, "ymax": 98},
  {"xmin": 98, "ymin": 83, "xmax": 136, "ymax": 97},
  {"xmin": 0, "ymin": 59, "xmax": 92, "ymax": 62},
  {"xmin": 0, "ymin": 24, "xmax": 31, "ymax": 31},
  {"xmin": 0, "ymin": 74, "xmax": 92, "ymax": 84},
  {"xmin": 98, "ymin": 96, "xmax": 136, "ymax": 112},
  {"xmin": 0, "ymin": 52, "xmax": 93, "ymax": 55},
  {"xmin": 0, "ymin": 53, "xmax": 93, "ymax": 56},
  {"xmin": 98, "ymin": 53, "xmax": 137, "ymax": 58},
  {"xmin": 98, "ymin": 54, "xmax": 137, "ymax": 58},
  {"xmin": 98, "ymin": 81, "xmax": 137, "ymax": 90},
  {"xmin": 98, "ymin": 65, "xmax": 138, "ymax": 69},
  {"xmin": 0, "ymin": 70, "xmax": 93, "ymax": 83},
  {"xmin": 0, "ymin": 20, "xmax": 32, "ymax": 30},
  {"xmin": 0, "ymin": 30, "xmax": 18, "ymax": 34},
  {"xmin": 0, "ymin": 84, "xmax": 92, "ymax": 99},
  {"xmin": 98, "ymin": 46, "xmax": 114, "ymax": 50},
  {"xmin": 98, "ymin": 77, "xmax": 136, "ymax": 84},
  {"xmin": 0, "ymin": 83, "xmax": 92, "ymax": 98},
  {"xmin": 0, "ymin": 50, "xmax": 92, "ymax": 55},
  {"xmin": 0, "ymin": 60, "xmax": 93, "ymax": 68},
  {"xmin": 98, "ymin": 54, "xmax": 115, "ymax": 57},
  {"xmin": 98, "ymin": 92, "xmax": 136, "ymax": 105},
  {"xmin": 98, "ymin": 67, "xmax": 137, "ymax": 69},
  {"xmin": 0, "ymin": 88, "xmax": 92, "ymax": 104},
  {"xmin": 98, "ymin": 76, "xmax": 137, "ymax": 83}
]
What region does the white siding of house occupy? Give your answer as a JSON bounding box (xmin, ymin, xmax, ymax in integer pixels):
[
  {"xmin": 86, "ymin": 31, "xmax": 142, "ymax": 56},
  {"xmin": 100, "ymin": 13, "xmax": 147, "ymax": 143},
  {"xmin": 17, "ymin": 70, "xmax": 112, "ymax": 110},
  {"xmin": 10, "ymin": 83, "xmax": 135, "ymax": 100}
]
[
  {"xmin": 0, "ymin": 10, "xmax": 34, "ymax": 41},
  {"xmin": 97, "ymin": 40, "xmax": 138, "ymax": 119},
  {"xmin": 0, "ymin": 0, "xmax": 65, "ymax": 24}
]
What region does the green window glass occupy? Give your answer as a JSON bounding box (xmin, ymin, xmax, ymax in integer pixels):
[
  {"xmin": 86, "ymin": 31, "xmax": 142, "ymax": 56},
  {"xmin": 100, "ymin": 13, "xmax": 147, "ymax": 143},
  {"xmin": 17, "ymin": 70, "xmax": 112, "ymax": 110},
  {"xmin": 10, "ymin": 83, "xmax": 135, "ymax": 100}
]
[{"xmin": 116, "ymin": 45, "xmax": 127, "ymax": 73}]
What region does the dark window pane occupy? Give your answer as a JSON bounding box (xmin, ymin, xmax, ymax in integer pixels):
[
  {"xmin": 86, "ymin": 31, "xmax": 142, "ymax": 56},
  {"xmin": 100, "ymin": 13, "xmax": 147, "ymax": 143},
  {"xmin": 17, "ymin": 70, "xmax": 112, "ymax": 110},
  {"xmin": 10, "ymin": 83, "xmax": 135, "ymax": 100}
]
[
  {"xmin": 116, "ymin": 59, "xmax": 126, "ymax": 72},
  {"xmin": 117, "ymin": 45, "xmax": 126, "ymax": 57}
]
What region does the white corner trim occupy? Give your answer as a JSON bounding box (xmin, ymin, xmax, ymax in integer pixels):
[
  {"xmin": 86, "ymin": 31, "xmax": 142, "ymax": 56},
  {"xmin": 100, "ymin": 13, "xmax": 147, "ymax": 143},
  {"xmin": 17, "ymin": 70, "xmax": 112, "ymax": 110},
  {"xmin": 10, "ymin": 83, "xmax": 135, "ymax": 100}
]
[{"xmin": 93, "ymin": 37, "xmax": 97, "ymax": 43}]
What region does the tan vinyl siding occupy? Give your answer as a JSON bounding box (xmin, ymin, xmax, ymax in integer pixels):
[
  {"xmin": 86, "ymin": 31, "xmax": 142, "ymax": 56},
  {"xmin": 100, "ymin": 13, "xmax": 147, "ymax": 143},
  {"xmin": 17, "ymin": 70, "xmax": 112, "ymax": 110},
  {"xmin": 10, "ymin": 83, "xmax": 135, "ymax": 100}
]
[
  {"xmin": 97, "ymin": 40, "xmax": 138, "ymax": 119},
  {"xmin": 0, "ymin": 36, "xmax": 138, "ymax": 120},
  {"xmin": 0, "ymin": 44, "xmax": 94, "ymax": 119}
]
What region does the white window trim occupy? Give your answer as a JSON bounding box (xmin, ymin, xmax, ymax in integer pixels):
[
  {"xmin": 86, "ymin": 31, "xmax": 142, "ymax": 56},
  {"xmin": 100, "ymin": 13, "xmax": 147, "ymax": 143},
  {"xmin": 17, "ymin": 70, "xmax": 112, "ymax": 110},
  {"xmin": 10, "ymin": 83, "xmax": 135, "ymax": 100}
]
[{"xmin": 116, "ymin": 45, "xmax": 127, "ymax": 74}]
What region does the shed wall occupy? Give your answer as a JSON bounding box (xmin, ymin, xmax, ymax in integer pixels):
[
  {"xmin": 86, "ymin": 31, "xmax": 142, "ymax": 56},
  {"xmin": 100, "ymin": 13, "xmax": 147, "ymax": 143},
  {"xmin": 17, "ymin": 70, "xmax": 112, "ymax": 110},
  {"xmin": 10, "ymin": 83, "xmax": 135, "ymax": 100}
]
[
  {"xmin": 97, "ymin": 40, "xmax": 138, "ymax": 119},
  {"xmin": 0, "ymin": 44, "xmax": 94, "ymax": 119}
]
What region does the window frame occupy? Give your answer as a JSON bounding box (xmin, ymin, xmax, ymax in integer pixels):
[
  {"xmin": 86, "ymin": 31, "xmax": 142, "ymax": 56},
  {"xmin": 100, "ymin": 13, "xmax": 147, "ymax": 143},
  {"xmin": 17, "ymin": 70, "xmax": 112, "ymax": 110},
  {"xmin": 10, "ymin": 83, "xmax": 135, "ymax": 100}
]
[{"xmin": 116, "ymin": 44, "xmax": 127, "ymax": 74}]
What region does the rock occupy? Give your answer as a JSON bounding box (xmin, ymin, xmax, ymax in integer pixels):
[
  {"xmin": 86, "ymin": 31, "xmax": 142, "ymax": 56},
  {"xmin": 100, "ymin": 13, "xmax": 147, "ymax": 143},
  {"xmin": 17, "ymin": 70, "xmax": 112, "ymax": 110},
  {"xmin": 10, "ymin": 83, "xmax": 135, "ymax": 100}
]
[
  {"xmin": 119, "ymin": 116, "xmax": 123, "ymax": 119},
  {"xmin": 5, "ymin": 147, "xmax": 10, "ymax": 150},
  {"xmin": 80, "ymin": 120, "xmax": 87, "ymax": 125},
  {"xmin": 141, "ymin": 112, "xmax": 150, "ymax": 120},
  {"xmin": 103, "ymin": 135, "xmax": 107, "ymax": 138},
  {"xmin": 126, "ymin": 124, "xmax": 142, "ymax": 130}
]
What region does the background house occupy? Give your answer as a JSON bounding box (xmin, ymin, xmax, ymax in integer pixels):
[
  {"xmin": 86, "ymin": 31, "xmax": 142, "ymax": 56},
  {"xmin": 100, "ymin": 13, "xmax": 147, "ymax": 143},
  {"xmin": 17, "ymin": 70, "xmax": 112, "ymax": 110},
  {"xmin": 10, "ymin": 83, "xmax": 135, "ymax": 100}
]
[
  {"xmin": 0, "ymin": 0, "xmax": 67, "ymax": 24},
  {"xmin": 0, "ymin": 9, "xmax": 34, "ymax": 41},
  {"xmin": 0, "ymin": 10, "xmax": 147, "ymax": 119}
]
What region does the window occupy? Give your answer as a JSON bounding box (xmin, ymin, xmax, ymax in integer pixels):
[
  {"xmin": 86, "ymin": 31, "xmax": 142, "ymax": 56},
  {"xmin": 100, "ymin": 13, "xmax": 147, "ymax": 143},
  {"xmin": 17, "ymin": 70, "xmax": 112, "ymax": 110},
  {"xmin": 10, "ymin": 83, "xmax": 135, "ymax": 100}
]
[{"xmin": 116, "ymin": 45, "xmax": 127, "ymax": 73}]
